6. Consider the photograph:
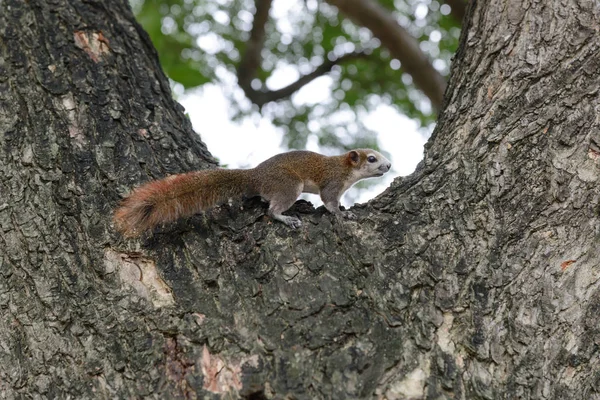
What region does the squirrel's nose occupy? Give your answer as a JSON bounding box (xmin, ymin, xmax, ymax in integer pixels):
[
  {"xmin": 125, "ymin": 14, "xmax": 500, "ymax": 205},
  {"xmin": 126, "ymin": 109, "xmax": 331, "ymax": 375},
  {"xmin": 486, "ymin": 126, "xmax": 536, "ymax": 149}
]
[{"xmin": 379, "ymin": 162, "xmax": 391, "ymax": 173}]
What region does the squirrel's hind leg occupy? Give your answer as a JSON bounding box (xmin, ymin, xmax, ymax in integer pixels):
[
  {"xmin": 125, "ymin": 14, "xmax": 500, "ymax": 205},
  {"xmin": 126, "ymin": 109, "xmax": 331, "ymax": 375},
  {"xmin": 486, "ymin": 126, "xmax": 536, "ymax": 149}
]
[{"xmin": 265, "ymin": 182, "xmax": 303, "ymax": 228}]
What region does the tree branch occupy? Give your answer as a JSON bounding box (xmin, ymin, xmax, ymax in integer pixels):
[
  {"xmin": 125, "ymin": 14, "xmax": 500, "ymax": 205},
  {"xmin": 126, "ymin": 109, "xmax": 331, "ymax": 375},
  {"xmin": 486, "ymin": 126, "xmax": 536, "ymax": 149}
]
[
  {"xmin": 325, "ymin": 0, "xmax": 446, "ymax": 110},
  {"xmin": 237, "ymin": 0, "xmax": 272, "ymax": 93},
  {"xmin": 266, "ymin": 51, "xmax": 367, "ymax": 100},
  {"xmin": 247, "ymin": 51, "xmax": 368, "ymax": 108},
  {"xmin": 237, "ymin": 0, "xmax": 368, "ymax": 108}
]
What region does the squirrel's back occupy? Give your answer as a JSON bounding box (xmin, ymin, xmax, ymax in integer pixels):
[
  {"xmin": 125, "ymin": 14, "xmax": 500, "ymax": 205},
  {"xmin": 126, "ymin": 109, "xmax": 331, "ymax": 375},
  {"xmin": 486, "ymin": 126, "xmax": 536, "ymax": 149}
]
[{"xmin": 254, "ymin": 150, "xmax": 349, "ymax": 185}]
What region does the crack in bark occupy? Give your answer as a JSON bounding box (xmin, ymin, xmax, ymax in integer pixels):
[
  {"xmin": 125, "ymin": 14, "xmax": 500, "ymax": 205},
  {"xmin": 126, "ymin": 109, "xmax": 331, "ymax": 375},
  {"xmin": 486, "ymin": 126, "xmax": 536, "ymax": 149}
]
[{"xmin": 164, "ymin": 336, "xmax": 196, "ymax": 400}]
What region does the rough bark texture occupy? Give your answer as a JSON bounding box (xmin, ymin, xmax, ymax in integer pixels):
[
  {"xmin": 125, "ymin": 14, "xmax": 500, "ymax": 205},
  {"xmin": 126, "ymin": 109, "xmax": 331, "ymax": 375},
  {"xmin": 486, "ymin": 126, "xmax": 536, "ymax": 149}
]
[{"xmin": 0, "ymin": 0, "xmax": 599, "ymax": 399}]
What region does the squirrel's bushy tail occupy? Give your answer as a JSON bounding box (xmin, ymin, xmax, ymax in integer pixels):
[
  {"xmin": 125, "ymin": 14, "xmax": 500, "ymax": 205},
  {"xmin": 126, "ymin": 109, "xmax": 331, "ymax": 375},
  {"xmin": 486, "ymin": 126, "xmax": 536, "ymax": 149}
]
[{"xmin": 114, "ymin": 169, "xmax": 252, "ymax": 237}]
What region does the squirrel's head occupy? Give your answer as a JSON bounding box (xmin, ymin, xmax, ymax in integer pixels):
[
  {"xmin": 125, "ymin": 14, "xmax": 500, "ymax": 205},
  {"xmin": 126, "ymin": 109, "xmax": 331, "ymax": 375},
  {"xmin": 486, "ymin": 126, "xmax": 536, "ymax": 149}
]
[{"xmin": 345, "ymin": 149, "xmax": 392, "ymax": 179}]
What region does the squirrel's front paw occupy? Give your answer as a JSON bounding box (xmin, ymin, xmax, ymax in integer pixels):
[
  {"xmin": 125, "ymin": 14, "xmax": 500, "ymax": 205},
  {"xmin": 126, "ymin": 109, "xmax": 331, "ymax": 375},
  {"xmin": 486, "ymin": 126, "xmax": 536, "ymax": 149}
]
[
  {"xmin": 279, "ymin": 215, "xmax": 302, "ymax": 229},
  {"xmin": 342, "ymin": 211, "xmax": 357, "ymax": 220}
]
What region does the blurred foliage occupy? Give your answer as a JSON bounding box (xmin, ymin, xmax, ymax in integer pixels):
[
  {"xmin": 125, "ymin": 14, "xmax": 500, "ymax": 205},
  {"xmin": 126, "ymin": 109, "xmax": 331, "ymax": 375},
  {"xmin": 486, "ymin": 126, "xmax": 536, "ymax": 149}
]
[{"xmin": 131, "ymin": 0, "xmax": 460, "ymax": 151}]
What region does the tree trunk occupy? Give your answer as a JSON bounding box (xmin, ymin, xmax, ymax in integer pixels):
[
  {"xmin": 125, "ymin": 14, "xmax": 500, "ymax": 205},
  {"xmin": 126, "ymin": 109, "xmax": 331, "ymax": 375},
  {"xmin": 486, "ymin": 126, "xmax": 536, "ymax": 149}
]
[{"xmin": 1, "ymin": 0, "xmax": 599, "ymax": 399}]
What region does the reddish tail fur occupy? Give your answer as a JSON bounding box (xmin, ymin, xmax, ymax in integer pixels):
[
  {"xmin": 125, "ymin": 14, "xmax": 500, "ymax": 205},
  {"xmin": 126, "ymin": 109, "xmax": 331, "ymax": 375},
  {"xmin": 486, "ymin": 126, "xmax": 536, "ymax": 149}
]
[{"xmin": 114, "ymin": 169, "xmax": 252, "ymax": 237}]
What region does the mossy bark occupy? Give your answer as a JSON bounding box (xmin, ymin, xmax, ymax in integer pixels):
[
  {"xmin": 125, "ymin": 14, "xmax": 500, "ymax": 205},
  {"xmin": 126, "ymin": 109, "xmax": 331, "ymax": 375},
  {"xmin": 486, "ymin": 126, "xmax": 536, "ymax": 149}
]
[{"xmin": 0, "ymin": 0, "xmax": 599, "ymax": 399}]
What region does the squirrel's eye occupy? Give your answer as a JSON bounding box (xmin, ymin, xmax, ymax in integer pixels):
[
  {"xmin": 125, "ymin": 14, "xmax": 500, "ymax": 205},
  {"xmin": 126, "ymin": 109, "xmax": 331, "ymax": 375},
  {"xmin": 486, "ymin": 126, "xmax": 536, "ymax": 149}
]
[{"xmin": 367, "ymin": 156, "xmax": 377, "ymax": 163}]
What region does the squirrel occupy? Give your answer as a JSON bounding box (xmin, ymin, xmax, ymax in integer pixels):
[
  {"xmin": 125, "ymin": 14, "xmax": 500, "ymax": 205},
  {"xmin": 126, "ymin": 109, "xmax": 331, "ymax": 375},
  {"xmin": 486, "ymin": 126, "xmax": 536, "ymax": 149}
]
[{"xmin": 113, "ymin": 149, "xmax": 391, "ymax": 237}]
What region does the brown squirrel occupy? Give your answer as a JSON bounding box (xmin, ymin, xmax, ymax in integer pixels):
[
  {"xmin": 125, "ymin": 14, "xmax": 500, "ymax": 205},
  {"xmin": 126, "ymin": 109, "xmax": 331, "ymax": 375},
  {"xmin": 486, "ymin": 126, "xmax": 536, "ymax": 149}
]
[{"xmin": 114, "ymin": 149, "xmax": 391, "ymax": 237}]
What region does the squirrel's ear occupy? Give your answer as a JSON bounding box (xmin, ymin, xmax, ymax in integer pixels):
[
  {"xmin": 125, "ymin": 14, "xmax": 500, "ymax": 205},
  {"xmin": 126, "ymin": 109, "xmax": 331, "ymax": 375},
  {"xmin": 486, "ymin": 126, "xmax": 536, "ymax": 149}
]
[{"xmin": 347, "ymin": 150, "xmax": 360, "ymax": 165}]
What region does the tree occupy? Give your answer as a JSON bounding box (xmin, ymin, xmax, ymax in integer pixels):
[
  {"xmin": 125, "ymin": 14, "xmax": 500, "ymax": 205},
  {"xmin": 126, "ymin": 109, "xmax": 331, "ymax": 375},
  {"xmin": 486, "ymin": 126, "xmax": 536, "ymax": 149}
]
[
  {"xmin": 1, "ymin": 0, "xmax": 599, "ymax": 399},
  {"xmin": 134, "ymin": 0, "xmax": 463, "ymax": 149}
]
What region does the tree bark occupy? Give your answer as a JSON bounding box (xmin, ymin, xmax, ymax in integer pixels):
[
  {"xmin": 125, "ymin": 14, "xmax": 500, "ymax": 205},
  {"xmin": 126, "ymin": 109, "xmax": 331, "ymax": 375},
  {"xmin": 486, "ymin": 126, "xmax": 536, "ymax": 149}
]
[{"xmin": 1, "ymin": 0, "xmax": 599, "ymax": 399}]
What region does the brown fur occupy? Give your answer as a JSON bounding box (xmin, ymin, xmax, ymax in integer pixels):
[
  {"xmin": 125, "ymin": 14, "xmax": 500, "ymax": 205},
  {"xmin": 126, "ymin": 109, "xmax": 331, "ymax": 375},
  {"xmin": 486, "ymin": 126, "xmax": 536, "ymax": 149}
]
[
  {"xmin": 114, "ymin": 149, "xmax": 390, "ymax": 237},
  {"xmin": 114, "ymin": 169, "xmax": 252, "ymax": 237}
]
